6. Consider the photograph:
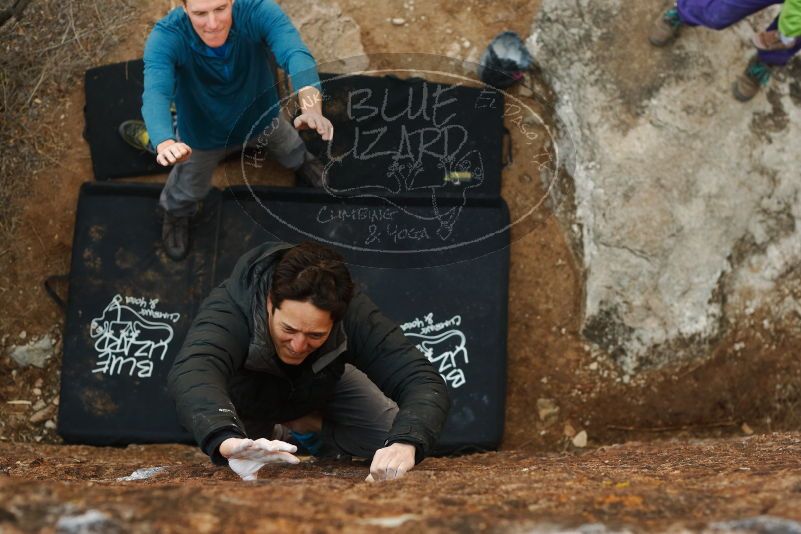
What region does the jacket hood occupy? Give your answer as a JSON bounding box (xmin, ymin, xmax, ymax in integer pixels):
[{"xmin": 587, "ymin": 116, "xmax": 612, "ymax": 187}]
[{"xmin": 225, "ymin": 242, "xmax": 348, "ymax": 377}]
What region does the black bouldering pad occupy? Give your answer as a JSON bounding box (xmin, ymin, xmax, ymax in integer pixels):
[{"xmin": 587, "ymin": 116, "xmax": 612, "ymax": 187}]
[
  {"xmin": 84, "ymin": 59, "xmax": 506, "ymax": 197},
  {"xmin": 84, "ymin": 60, "xmax": 164, "ymax": 180},
  {"xmin": 59, "ymin": 182, "xmax": 509, "ymax": 453},
  {"xmin": 299, "ymin": 73, "xmax": 506, "ymax": 199},
  {"xmin": 57, "ymin": 182, "xmax": 221, "ymax": 445},
  {"xmin": 218, "ymin": 186, "xmax": 510, "ymax": 453}
]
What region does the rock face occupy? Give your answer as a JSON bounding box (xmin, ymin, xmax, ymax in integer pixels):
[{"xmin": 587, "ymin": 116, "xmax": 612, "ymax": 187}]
[
  {"xmin": 279, "ymin": 0, "xmax": 368, "ymax": 73},
  {"xmin": 528, "ymin": 1, "xmax": 801, "ymax": 372}
]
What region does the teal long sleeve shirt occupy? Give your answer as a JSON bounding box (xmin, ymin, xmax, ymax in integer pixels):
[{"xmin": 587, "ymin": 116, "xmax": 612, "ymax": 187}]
[{"xmin": 141, "ymin": 0, "xmax": 320, "ymax": 151}]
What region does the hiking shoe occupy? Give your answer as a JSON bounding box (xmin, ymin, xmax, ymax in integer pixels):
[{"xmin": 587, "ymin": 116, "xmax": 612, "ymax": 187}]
[
  {"xmin": 649, "ymin": 6, "xmax": 683, "ymax": 47},
  {"xmin": 295, "ymin": 152, "xmax": 326, "ymax": 188},
  {"xmin": 733, "ymin": 57, "xmax": 772, "ymax": 102},
  {"xmin": 162, "ymin": 211, "xmax": 189, "ymax": 261},
  {"xmin": 752, "ymin": 30, "xmax": 797, "ymax": 51},
  {"xmin": 118, "ymin": 120, "xmax": 155, "ymax": 153}
]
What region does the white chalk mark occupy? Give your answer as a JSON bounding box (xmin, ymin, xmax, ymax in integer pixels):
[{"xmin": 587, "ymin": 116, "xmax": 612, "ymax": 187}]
[
  {"xmin": 358, "ymin": 514, "xmax": 422, "ymax": 528},
  {"xmin": 116, "ymin": 466, "xmax": 167, "ymax": 481}
]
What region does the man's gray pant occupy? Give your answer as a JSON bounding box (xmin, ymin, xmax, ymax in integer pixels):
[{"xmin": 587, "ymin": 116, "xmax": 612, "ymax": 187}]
[
  {"xmin": 317, "ymin": 364, "xmax": 400, "ymax": 458},
  {"xmin": 238, "ymin": 364, "xmax": 399, "ymax": 459},
  {"xmin": 159, "ymin": 117, "xmax": 307, "ymax": 217}
]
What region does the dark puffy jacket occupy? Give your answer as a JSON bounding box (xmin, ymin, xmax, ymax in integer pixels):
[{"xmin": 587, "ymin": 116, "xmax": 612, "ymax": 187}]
[{"xmin": 167, "ymin": 242, "xmax": 450, "ymax": 464}]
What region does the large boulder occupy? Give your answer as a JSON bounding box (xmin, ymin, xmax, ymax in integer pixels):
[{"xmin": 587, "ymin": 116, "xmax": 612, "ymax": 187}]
[
  {"xmin": 279, "ymin": 0, "xmax": 368, "ymax": 73},
  {"xmin": 528, "ymin": 0, "xmax": 801, "ymax": 372}
]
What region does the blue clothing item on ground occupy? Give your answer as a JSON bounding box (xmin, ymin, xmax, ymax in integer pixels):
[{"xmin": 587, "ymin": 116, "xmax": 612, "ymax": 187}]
[
  {"xmin": 676, "ymin": 0, "xmax": 801, "ymax": 64},
  {"xmin": 290, "ymin": 431, "xmax": 322, "ymax": 456},
  {"xmin": 141, "ymin": 0, "xmax": 320, "ymax": 151}
]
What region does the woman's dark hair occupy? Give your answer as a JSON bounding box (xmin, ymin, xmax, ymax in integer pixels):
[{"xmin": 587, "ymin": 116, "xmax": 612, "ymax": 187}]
[{"xmin": 269, "ymin": 242, "xmax": 354, "ymax": 322}]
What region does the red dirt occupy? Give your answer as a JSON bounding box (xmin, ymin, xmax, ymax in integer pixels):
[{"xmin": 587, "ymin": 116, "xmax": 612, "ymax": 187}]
[{"xmin": 2, "ymin": 433, "xmax": 801, "ymax": 532}]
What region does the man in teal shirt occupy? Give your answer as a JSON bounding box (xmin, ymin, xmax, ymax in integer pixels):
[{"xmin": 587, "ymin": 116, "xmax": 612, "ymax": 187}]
[{"xmin": 124, "ymin": 0, "xmax": 333, "ymax": 260}]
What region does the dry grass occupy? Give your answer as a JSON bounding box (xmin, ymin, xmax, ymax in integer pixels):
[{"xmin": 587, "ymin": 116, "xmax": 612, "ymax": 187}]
[{"xmin": 0, "ymin": 0, "xmax": 138, "ymax": 237}]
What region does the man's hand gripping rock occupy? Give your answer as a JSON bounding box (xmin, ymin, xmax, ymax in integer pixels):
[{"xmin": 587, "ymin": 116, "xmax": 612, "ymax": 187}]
[
  {"xmin": 220, "ymin": 437, "xmax": 300, "ymax": 481},
  {"xmin": 365, "ymin": 442, "xmax": 416, "ymax": 482}
]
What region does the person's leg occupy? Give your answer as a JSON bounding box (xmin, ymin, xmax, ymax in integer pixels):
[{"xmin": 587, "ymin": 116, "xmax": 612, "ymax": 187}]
[
  {"xmin": 158, "ymin": 146, "xmax": 229, "ymax": 260},
  {"xmin": 757, "ymin": 16, "xmax": 801, "ymax": 64},
  {"xmin": 650, "ymin": 5, "xmax": 686, "ymax": 46},
  {"xmin": 255, "ymin": 116, "xmax": 307, "ymax": 170},
  {"xmin": 676, "ymin": 0, "xmax": 782, "ymax": 30},
  {"xmin": 252, "ymin": 116, "xmax": 326, "ymax": 187},
  {"xmin": 733, "ymin": 14, "xmax": 801, "ymax": 100},
  {"xmin": 159, "ymin": 147, "xmax": 228, "ymax": 216},
  {"xmin": 319, "ymin": 364, "xmax": 399, "ymax": 458}
]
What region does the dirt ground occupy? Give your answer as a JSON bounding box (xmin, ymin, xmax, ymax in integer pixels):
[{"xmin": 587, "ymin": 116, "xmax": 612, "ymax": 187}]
[
  {"xmin": 1, "ymin": 0, "xmax": 801, "ymax": 531},
  {"xmin": 2, "ymin": 433, "xmax": 801, "ymax": 532}
]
